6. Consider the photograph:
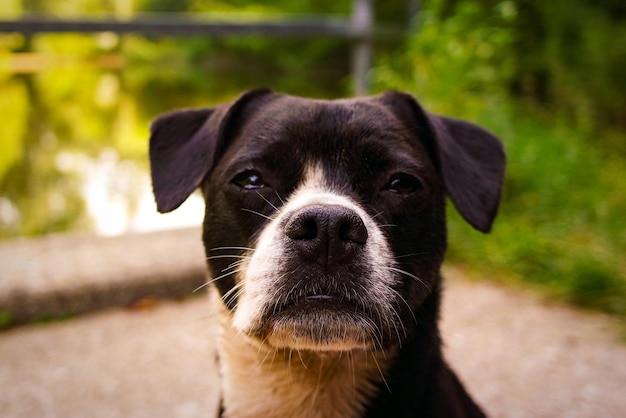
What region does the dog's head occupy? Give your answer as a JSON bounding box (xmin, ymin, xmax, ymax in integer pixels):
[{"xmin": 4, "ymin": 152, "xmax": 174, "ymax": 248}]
[{"xmin": 149, "ymin": 89, "xmax": 505, "ymax": 352}]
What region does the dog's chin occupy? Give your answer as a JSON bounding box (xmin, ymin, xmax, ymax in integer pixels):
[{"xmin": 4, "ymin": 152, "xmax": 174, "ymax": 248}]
[
  {"xmin": 264, "ymin": 319, "xmax": 376, "ymax": 352},
  {"xmin": 244, "ymin": 299, "xmax": 382, "ymax": 352}
]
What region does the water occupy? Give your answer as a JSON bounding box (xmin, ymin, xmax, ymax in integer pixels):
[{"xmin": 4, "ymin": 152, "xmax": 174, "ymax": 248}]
[{"xmin": 0, "ymin": 34, "xmax": 350, "ymax": 239}]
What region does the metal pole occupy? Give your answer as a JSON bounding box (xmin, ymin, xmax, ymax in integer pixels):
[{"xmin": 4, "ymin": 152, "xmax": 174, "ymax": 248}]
[
  {"xmin": 408, "ymin": 0, "xmax": 421, "ymax": 29},
  {"xmin": 351, "ymin": 0, "xmax": 373, "ymax": 96}
]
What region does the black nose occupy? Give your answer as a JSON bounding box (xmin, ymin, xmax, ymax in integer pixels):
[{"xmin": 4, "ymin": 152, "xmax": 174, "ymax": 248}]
[{"xmin": 284, "ymin": 205, "xmax": 368, "ymax": 267}]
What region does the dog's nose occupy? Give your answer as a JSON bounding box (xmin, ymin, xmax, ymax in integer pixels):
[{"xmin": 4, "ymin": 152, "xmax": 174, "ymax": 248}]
[{"xmin": 284, "ymin": 205, "xmax": 368, "ymax": 266}]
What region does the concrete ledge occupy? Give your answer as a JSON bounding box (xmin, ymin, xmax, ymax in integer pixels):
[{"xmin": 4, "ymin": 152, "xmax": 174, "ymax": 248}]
[{"xmin": 0, "ymin": 228, "xmax": 207, "ymax": 327}]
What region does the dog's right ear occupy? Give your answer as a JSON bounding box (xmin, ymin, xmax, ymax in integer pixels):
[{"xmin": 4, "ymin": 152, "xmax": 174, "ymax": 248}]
[{"xmin": 149, "ymin": 89, "xmax": 273, "ymax": 213}]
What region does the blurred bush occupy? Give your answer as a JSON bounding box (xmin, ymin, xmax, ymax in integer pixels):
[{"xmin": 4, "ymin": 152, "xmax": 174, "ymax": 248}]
[{"xmin": 374, "ymin": 0, "xmax": 626, "ymax": 317}]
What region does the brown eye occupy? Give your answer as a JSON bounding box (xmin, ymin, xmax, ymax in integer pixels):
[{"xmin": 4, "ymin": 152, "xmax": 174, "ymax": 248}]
[
  {"xmin": 385, "ymin": 173, "xmax": 423, "ymax": 195},
  {"xmin": 231, "ymin": 170, "xmax": 266, "ymax": 189}
]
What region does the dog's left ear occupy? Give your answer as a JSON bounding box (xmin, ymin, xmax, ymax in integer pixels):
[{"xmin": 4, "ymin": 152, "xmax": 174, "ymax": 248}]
[
  {"xmin": 378, "ymin": 92, "xmax": 506, "ymax": 233},
  {"xmin": 149, "ymin": 89, "xmax": 274, "ymax": 213}
]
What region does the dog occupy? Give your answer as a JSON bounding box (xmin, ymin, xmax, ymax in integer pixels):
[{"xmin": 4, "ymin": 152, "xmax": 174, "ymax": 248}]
[{"xmin": 149, "ymin": 89, "xmax": 505, "ymax": 418}]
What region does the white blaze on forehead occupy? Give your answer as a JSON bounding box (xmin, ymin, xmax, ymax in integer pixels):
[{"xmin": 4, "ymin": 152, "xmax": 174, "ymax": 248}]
[
  {"xmin": 300, "ymin": 163, "xmax": 333, "ymax": 191},
  {"xmin": 288, "ymin": 164, "xmax": 362, "ymax": 214}
]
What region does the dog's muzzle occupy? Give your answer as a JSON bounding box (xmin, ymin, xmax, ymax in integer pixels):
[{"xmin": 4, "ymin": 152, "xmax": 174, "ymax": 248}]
[{"xmin": 232, "ymin": 188, "xmax": 400, "ymax": 351}]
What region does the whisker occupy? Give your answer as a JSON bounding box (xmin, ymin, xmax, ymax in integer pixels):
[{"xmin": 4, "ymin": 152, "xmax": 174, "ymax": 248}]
[
  {"xmin": 256, "ymin": 191, "xmax": 279, "ymax": 211},
  {"xmin": 225, "ymin": 259, "xmax": 249, "ymax": 269},
  {"xmin": 391, "ymin": 308, "xmax": 409, "ymax": 346},
  {"xmin": 296, "ymin": 349, "xmax": 309, "ymax": 371},
  {"xmin": 389, "ymin": 288, "xmax": 417, "ymax": 325},
  {"xmin": 384, "ymin": 308, "xmax": 404, "ymax": 348},
  {"xmin": 241, "ymin": 208, "xmax": 274, "ymax": 221},
  {"xmin": 202, "ymin": 283, "xmax": 243, "ymax": 308},
  {"xmin": 213, "ymin": 268, "xmax": 245, "ymax": 283},
  {"xmin": 270, "ymin": 347, "xmax": 278, "ymax": 368},
  {"xmin": 220, "ymin": 283, "xmax": 245, "ymax": 305},
  {"xmin": 371, "ymin": 353, "xmax": 391, "ymax": 393},
  {"xmin": 394, "ymin": 252, "xmax": 426, "ymax": 260},
  {"xmin": 206, "ymin": 254, "xmax": 251, "ymax": 261},
  {"xmin": 364, "ymin": 318, "xmax": 384, "ymax": 352},
  {"xmin": 193, "ymin": 268, "xmax": 244, "ymax": 293},
  {"xmin": 256, "ymin": 339, "xmax": 275, "ymax": 371},
  {"xmin": 193, "ymin": 281, "xmax": 213, "ymax": 294},
  {"xmin": 387, "ymin": 267, "xmax": 432, "ymax": 293},
  {"xmin": 210, "ymin": 246, "xmax": 255, "ymax": 252},
  {"xmin": 274, "ymin": 190, "xmax": 285, "ymax": 205}
]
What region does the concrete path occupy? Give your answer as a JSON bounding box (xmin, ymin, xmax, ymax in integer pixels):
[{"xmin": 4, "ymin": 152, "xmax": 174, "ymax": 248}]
[
  {"xmin": 0, "ymin": 228, "xmax": 207, "ymax": 325},
  {"xmin": 1, "ymin": 229, "xmax": 625, "ymax": 417},
  {"xmin": 1, "ymin": 272, "xmax": 625, "ymax": 418}
]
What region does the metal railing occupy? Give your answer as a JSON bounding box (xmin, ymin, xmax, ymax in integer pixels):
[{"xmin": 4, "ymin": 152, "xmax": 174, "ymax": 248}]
[{"xmin": 0, "ymin": 0, "xmax": 378, "ymax": 95}]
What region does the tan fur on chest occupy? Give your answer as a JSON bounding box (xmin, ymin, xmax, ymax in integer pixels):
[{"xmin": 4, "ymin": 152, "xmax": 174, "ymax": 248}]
[{"xmin": 215, "ymin": 293, "xmax": 393, "ymax": 418}]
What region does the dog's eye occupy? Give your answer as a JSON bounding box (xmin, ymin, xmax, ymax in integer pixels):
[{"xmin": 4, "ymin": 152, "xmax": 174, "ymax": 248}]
[
  {"xmin": 385, "ymin": 173, "xmax": 423, "ymax": 194},
  {"xmin": 231, "ymin": 170, "xmax": 266, "ymax": 189}
]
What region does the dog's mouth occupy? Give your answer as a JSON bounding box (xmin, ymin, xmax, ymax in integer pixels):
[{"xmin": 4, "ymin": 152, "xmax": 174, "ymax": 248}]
[
  {"xmin": 278, "ymin": 293, "xmax": 359, "ymax": 314},
  {"xmin": 247, "ymin": 289, "xmax": 386, "ymax": 351}
]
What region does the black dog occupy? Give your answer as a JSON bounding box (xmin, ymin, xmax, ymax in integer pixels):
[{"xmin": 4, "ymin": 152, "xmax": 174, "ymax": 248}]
[{"xmin": 149, "ymin": 89, "xmax": 505, "ymax": 418}]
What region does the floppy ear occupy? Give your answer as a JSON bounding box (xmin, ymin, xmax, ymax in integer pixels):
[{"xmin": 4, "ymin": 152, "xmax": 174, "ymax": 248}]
[
  {"xmin": 379, "ymin": 92, "xmax": 506, "ymax": 233},
  {"xmin": 149, "ymin": 89, "xmax": 273, "ymax": 213}
]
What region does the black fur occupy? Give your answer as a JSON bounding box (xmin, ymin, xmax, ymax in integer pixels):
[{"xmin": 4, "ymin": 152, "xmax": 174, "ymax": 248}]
[{"xmin": 149, "ymin": 89, "xmax": 505, "ymax": 417}]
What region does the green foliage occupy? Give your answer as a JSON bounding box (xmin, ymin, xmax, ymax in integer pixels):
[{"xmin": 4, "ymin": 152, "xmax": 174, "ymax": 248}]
[
  {"xmin": 376, "ymin": 1, "xmax": 514, "ymax": 117},
  {"xmin": 374, "ymin": 0, "xmax": 626, "ymax": 317},
  {"xmin": 444, "ymin": 113, "xmax": 626, "ymax": 316}
]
